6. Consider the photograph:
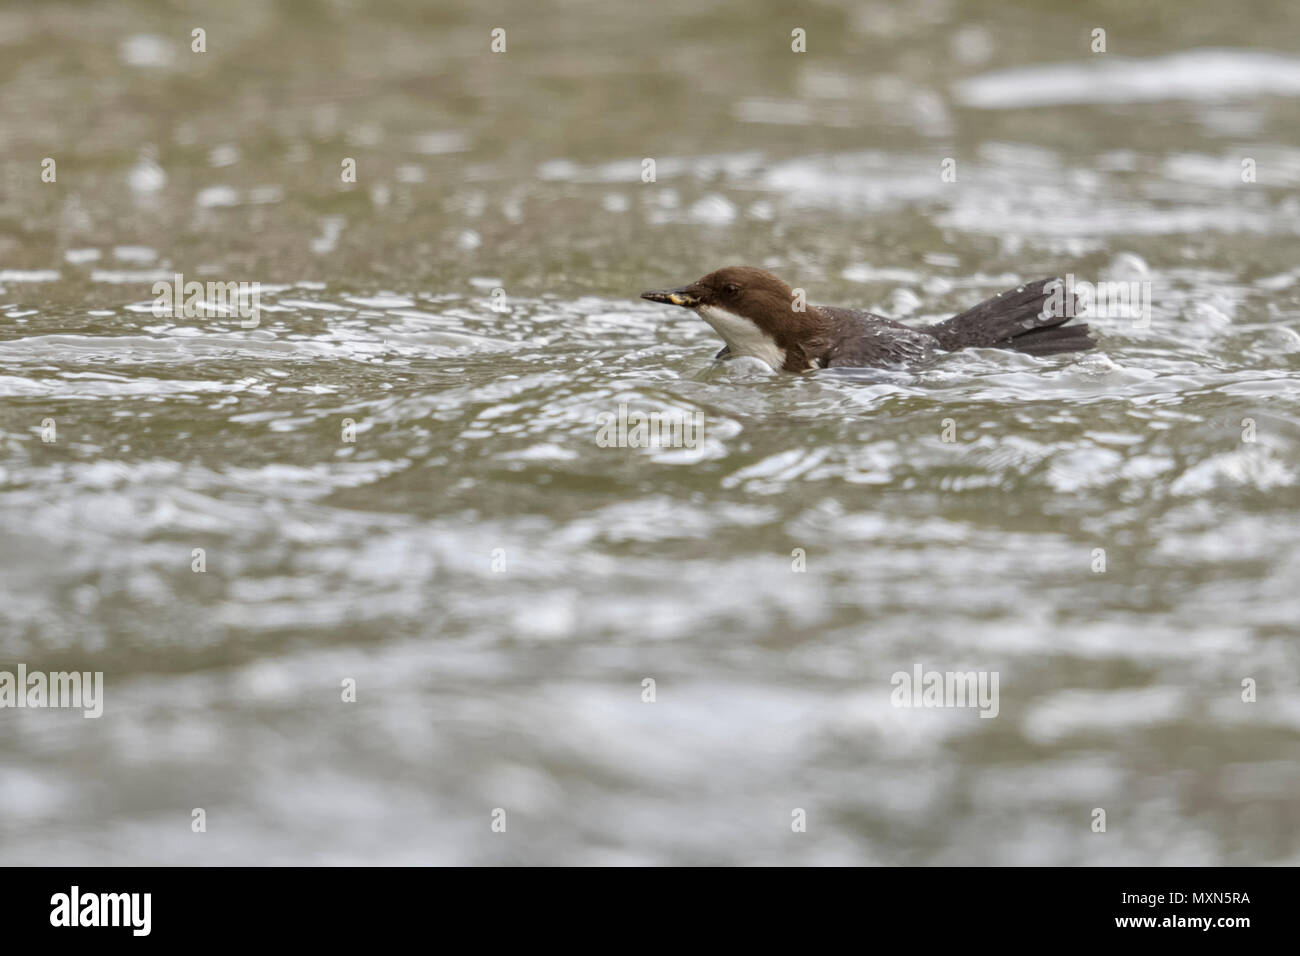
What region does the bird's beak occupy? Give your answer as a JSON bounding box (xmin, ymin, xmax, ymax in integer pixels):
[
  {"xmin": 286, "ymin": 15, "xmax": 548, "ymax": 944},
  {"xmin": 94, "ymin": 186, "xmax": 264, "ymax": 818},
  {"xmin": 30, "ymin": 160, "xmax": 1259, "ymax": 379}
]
[{"xmin": 641, "ymin": 286, "xmax": 699, "ymax": 308}]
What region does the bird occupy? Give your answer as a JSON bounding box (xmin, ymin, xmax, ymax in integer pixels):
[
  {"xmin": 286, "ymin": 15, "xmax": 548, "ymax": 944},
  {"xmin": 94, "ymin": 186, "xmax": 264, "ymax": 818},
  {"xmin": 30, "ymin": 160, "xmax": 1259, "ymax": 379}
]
[{"xmin": 641, "ymin": 266, "xmax": 1095, "ymax": 372}]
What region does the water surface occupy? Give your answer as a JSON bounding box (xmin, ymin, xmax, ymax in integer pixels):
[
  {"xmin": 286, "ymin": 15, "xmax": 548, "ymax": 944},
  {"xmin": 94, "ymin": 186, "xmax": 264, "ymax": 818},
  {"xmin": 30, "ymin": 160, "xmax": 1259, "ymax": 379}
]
[{"xmin": 1, "ymin": 0, "xmax": 1299, "ymax": 865}]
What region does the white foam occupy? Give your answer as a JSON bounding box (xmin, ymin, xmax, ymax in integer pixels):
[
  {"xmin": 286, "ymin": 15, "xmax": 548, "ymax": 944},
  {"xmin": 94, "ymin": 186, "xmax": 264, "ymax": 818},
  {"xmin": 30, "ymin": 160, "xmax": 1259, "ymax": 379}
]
[{"xmin": 956, "ymin": 49, "xmax": 1300, "ymax": 109}]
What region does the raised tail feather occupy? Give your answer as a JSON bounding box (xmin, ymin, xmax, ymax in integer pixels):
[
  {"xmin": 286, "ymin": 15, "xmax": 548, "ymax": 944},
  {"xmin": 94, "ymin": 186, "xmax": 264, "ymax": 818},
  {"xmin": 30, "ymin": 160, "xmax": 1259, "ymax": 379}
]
[{"xmin": 923, "ymin": 277, "xmax": 1095, "ymax": 357}]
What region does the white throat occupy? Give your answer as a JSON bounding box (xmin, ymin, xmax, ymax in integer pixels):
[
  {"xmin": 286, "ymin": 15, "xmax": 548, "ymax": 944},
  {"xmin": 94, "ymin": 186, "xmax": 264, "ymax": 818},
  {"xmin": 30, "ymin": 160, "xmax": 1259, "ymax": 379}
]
[{"xmin": 696, "ymin": 304, "xmax": 786, "ymax": 370}]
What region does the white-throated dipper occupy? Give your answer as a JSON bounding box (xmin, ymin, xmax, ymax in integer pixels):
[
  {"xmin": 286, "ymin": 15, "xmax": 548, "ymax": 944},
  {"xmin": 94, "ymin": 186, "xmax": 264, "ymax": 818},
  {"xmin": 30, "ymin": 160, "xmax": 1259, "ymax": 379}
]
[{"xmin": 641, "ymin": 266, "xmax": 1095, "ymax": 372}]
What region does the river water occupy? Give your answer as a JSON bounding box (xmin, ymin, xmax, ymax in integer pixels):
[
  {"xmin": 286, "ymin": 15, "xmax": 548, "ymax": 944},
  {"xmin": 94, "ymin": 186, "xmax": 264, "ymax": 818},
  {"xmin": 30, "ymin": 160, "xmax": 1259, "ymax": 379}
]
[{"xmin": 1, "ymin": 0, "xmax": 1298, "ymax": 865}]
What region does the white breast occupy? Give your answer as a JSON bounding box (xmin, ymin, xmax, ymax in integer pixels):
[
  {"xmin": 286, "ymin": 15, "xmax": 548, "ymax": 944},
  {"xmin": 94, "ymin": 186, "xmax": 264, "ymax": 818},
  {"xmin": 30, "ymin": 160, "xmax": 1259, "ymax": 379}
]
[{"xmin": 695, "ymin": 304, "xmax": 787, "ymax": 371}]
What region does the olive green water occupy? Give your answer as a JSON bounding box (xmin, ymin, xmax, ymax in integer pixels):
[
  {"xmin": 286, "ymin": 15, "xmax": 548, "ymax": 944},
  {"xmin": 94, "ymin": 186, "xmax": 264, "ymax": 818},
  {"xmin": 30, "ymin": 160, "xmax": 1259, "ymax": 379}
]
[{"xmin": 2, "ymin": 0, "xmax": 1299, "ymax": 865}]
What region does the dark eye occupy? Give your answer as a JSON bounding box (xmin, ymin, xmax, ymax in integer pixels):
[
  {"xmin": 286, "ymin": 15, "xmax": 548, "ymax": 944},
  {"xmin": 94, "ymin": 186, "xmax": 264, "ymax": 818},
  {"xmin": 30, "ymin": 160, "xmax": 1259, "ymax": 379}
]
[{"xmin": 724, "ymin": 283, "xmax": 739, "ymax": 295}]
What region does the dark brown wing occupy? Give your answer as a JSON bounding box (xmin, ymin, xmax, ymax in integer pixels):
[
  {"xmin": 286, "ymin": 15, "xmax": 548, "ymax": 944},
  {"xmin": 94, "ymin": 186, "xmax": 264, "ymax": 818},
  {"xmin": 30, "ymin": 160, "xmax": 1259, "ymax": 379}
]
[{"xmin": 816, "ymin": 307, "xmax": 942, "ymax": 369}]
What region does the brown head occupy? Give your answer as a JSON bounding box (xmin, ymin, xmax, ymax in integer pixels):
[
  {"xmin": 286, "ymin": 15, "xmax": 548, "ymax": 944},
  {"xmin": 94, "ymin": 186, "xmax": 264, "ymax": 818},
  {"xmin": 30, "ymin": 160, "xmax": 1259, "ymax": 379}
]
[{"xmin": 641, "ymin": 266, "xmax": 827, "ymax": 371}]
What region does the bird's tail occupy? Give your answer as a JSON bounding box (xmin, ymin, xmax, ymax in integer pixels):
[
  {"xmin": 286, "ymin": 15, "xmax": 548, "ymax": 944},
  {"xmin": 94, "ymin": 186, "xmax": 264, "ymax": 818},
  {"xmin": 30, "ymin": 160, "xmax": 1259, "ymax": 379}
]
[{"xmin": 923, "ymin": 277, "xmax": 1095, "ymax": 357}]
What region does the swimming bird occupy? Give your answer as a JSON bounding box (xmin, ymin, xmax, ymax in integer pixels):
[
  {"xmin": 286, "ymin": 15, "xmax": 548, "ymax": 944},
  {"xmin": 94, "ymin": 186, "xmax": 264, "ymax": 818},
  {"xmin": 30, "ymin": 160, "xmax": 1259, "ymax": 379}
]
[{"xmin": 642, "ymin": 266, "xmax": 1095, "ymax": 372}]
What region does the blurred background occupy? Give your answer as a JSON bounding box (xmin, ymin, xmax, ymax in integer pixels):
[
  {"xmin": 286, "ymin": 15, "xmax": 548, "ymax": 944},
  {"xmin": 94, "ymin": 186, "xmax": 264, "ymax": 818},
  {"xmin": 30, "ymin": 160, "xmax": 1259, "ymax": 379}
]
[{"xmin": 1, "ymin": 0, "xmax": 1298, "ymax": 864}]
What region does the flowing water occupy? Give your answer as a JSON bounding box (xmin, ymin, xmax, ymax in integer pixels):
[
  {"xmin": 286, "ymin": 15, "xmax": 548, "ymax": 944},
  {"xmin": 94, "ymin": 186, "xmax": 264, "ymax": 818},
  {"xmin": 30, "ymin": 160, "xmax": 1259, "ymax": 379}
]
[{"xmin": 2, "ymin": 0, "xmax": 1299, "ymax": 865}]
